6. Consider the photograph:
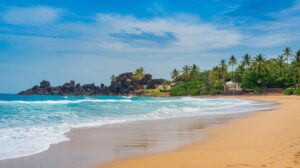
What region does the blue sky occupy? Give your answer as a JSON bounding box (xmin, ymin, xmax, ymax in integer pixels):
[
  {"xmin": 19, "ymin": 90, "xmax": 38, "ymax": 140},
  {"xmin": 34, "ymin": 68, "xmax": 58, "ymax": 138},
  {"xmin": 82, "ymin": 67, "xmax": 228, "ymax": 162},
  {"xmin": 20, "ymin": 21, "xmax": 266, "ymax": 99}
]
[{"xmin": 0, "ymin": 0, "xmax": 300, "ymax": 93}]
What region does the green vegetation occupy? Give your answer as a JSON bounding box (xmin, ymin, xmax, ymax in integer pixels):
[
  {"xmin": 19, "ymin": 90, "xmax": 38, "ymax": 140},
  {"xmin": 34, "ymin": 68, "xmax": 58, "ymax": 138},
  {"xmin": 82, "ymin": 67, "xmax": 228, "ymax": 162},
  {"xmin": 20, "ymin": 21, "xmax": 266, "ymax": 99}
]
[
  {"xmin": 149, "ymin": 90, "xmax": 163, "ymax": 97},
  {"xmin": 284, "ymin": 89, "xmax": 294, "ymax": 95},
  {"xmin": 111, "ymin": 74, "xmax": 117, "ymax": 82},
  {"xmin": 294, "ymin": 89, "xmax": 300, "ymax": 95},
  {"xmin": 284, "ymin": 88, "xmax": 300, "ymax": 95},
  {"xmin": 170, "ymin": 48, "xmax": 300, "ymax": 96},
  {"xmin": 134, "ymin": 67, "xmax": 145, "ymax": 81}
]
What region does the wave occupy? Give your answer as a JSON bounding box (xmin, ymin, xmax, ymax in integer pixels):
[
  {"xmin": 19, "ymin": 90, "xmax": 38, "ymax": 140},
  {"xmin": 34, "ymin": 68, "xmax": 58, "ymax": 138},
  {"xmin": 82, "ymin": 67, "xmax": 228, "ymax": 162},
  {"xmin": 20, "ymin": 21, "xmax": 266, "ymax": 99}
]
[
  {"xmin": 0, "ymin": 99, "xmax": 132, "ymax": 105},
  {"xmin": 0, "ymin": 96, "xmax": 275, "ymax": 161}
]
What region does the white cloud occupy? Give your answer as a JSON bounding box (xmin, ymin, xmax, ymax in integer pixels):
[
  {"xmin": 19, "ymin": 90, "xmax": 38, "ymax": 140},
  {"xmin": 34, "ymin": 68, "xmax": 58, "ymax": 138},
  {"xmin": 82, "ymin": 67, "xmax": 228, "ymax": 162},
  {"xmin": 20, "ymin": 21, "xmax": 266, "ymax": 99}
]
[
  {"xmin": 1, "ymin": 6, "xmax": 61, "ymax": 26},
  {"xmin": 92, "ymin": 14, "xmax": 241, "ymax": 53},
  {"xmin": 1, "ymin": 13, "xmax": 242, "ymax": 56},
  {"xmin": 246, "ymin": 34, "xmax": 291, "ymax": 48}
]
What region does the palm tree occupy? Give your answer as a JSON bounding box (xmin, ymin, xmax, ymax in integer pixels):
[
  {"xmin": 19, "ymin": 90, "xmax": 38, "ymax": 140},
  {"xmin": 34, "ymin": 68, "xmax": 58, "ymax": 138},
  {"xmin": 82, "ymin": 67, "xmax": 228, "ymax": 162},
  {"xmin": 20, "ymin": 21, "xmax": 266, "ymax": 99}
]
[
  {"xmin": 111, "ymin": 74, "xmax": 117, "ymax": 82},
  {"xmin": 241, "ymin": 53, "xmax": 251, "ymax": 68},
  {"xmin": 228, "ymin": 55, "xmax": 237, "ymax": 81},
  {"xmin": 134, "ymin": 67, "xmax": 145, "ymax": 81},
  {"xmin": 190, "ymin": 64, "xmax": 200, "ymax": 80},
  {"xmin": 182, "ymin": 65, "xmax": 190, "ymax": 81},
  {"xmin": 219, "ymin": 59, "xmax": 227, "ymax": 83},
  {"xmin": 253, "ymin": 54, "xmax": 269, "ymax": 91},
  {"xmin": 228, "ymin": 55, "xmax": 237, "ymax": 94},
  {"xmin": 283, "ymin": 47, "xmax": 292, "ymax": 64},
  {"xmin": 296, "ymin": 50, "xmax": 300, "ymax": 65},
  {"xmin": 253, "ymin": 54, "xmax": 268, "ymax": 74},
  {"xmin": 276, "ymin": 55, "xmax": 287, "ymax": 76},
  {"xmin": 171, "ymin": 69, "xmax": 179, "ymax": 81},
  {"xmin": 294, "ymin": 68, "xmax": 300, "ymax": 88}
]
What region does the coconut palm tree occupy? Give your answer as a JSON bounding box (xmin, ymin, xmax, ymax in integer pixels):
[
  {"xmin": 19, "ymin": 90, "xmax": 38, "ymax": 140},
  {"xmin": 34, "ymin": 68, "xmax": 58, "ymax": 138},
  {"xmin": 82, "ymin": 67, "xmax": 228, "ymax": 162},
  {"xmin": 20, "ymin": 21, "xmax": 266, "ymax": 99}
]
[
  {"xmin": 134, "ymin": 67, "xmax": 145, "ymax": 81},
  {"xmin": 253, "ymin": 54, "xmax": 268, "ymax": 90},
  {"xmin": 276, "ymin": 55, "xmax": 287, "ymax": 76},
  {"xmin": 296, "ymin": 50, "xmax": 300, "ymax": 65},
  {"xmin": 253, "ymin": 54, "xmax": 268, "ymax": 74},
  {"xmin": 241, "ymin": 53, "xmax": 251, "ymax": 68},
  {"xmin": 294, "ymin": 68, "xmax": 300, "ymax": 88},
  {"xmin": 228, "ymin": 55, "xmax": 237, "ymax": 94},
  {"xmin": 228, "ymin": 55, "xmax": 237, "ymax": 81},
  {"xmin": 283, "ymin": 47, "xmax": 292, "ymax": 64},
  {"xmin": 219, "ymin": 59, "xmax": 227, "ymax": 83},
  {"xmin": 111, "ymin": 74, "xmax": 117, "ymax": 82},
  {"xmin": 182, "ymin": 65, "xmax": 190, "ymax": 81},
  {"xmin": 190, "ymin": 64, "xmax": 200, "ymax": 81},
  {"xmin": 171, "ymin": 69, "xmax": 179, "ymax": 81}
]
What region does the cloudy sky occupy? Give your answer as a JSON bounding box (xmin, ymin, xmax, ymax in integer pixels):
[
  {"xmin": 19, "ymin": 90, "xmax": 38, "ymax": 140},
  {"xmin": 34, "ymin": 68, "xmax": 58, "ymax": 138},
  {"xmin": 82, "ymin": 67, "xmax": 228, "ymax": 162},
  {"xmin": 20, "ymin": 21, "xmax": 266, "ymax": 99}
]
[{"xmin": 1, "ymin": 0, "xmax": 300, "ymax": 93}]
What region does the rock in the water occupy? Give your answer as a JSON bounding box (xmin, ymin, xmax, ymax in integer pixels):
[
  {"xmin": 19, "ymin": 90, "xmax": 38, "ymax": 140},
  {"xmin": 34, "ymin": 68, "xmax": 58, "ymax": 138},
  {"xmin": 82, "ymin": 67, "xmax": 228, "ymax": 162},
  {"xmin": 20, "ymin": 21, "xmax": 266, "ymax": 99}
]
[{"xmin": 18, "ymin": 72, "xmax": 169, "ymax": 96}]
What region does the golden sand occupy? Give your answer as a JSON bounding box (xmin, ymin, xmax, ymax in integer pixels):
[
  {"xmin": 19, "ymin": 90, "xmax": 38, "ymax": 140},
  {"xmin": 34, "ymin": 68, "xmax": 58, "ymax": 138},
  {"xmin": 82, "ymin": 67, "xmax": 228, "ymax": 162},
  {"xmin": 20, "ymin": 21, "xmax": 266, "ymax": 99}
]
[{"xmin": 99, "ymin": 96, "xmax": 300, "ymax": 168}]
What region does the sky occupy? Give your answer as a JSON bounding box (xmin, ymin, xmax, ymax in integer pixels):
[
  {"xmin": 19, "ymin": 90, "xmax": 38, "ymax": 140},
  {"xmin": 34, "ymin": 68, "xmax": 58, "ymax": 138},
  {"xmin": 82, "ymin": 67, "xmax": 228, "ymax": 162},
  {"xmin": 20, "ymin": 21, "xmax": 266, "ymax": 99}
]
[{"xmin": 0, "ymin": 0, "xmax": 300, "ymax": 93}]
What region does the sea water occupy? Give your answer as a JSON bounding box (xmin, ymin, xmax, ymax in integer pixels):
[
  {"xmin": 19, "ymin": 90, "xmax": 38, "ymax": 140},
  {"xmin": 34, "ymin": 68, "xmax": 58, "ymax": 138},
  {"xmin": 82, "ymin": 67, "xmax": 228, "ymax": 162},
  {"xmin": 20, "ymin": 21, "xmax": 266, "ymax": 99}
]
[{"xmin": 0, "ymin": 94, "xmax": 273, "ymax": 160}]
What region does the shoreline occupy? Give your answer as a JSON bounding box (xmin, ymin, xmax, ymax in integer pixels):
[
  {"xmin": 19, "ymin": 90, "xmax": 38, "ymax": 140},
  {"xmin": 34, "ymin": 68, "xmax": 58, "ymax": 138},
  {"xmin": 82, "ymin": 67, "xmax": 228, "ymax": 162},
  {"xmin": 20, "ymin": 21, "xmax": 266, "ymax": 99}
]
[
  {"xmin": 0, "ymin": 113, "xmax": 253, "ymax": 168},
  {"xmin": 0, "ymin": 96, "xmax": 273, "ymax": 168},
  {"xmin": 99, "ymin": 95, "xmax": 300, "ymax": 168}
]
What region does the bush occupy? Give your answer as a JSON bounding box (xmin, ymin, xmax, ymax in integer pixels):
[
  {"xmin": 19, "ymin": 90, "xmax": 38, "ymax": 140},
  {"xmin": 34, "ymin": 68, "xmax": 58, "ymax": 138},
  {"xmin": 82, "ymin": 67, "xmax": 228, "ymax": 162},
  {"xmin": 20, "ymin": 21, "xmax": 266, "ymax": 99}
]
[
  {"xmin": 200, "ymin": 89, "xmax": 209, "ymax": 95},
  {"xmin": 294, "ymin": 88, "xmax": 300, "ymax": 95},
  {"xmin": 170, "ymin": 80, "xmax": 204, "ymax": 96},
  {"xmin": 254, "ymin": 86, "xmax": 262, "ymax": 93},
  {"xmin": 170, "ymin": 86, "xmax": 187, "ymax": 96},
  {"xmin": 190, "ymin": 89, "xmax": 200, "ymax": 95},
  {"xmin": 284, "ymin": 89, "xmax": 294, "ymax": 95},
  {"xmin": 170, "ymin": 80, "xmax": 224, "ymax": 96},
  {"xmin": 149, "ymin": 90, "xmax": 162, "ymax": 97},
  {"xmin": 208, "ymin": 89, "xmax": 223, "ymax": 95}
]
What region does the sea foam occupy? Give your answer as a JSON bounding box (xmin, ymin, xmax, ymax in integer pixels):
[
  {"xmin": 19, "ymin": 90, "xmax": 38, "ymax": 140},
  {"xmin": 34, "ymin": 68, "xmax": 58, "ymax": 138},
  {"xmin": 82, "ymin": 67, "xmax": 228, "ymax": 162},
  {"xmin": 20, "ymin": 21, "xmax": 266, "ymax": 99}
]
[{"xmin": 0, "ymin": 95, "xmax": 274, "ymax": 160}]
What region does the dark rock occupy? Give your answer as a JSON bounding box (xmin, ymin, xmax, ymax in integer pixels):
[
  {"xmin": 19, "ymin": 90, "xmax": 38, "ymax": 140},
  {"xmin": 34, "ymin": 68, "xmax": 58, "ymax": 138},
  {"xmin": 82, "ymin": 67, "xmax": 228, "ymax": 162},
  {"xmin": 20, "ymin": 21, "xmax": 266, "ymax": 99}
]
[
  {"xmin": 40, "ymin": 80, "xmax": 51, "ymax": 88},
  {"xmin": 18, "ymin": 72, "xmax": 169, "ymax": 96}
]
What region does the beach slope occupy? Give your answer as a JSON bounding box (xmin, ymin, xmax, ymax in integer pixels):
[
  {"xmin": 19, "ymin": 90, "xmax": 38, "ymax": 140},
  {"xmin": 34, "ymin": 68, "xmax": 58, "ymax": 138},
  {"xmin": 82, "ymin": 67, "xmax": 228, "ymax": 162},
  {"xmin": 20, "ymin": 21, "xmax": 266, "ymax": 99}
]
[{"xmin": 100, "ymin": 96, "xmax": 300, "ymax": 168}]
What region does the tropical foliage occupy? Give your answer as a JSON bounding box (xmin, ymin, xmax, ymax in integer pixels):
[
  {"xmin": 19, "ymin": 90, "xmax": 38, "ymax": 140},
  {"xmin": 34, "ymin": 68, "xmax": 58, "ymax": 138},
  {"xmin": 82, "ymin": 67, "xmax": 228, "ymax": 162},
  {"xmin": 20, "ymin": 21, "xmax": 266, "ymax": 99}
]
[
  {"xmin": 134, "ymin": 67, "xmax": 145, "ymax": 81},
  {"xmin": 170, "ymin": 48, "xmax": 300, "ymax": 96}
]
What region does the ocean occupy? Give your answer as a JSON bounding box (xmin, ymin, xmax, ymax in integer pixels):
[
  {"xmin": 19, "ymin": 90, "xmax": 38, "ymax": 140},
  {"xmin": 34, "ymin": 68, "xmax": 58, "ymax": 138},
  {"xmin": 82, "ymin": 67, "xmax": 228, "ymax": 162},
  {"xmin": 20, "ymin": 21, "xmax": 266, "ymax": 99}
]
[{"xmin": 0, "ymin": 94, "xmax": 273, "ymax": 160}]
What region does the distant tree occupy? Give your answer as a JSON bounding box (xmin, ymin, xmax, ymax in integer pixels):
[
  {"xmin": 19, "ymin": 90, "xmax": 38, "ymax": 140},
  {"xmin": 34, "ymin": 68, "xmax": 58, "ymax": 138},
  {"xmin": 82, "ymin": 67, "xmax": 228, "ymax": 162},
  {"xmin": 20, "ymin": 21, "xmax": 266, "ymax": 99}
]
[
  {"xmin": 170, "ymin": 47, "xmax": 300, "ymax": 94},
  {"xmin": 134, "ymin": 67, "xmax": 145, "ymax": 81},
  {"xmin": 171, "ymin": 69, "xmax": 179, "ymax": 81},
  {"xmin": 235, "ymin": 64, "xmax": 245, "ymax": 83},
  {"xmin": 253, "ymin": 54, "xmax": 268, "ymax": 74},
  {"xmin": 190, "ymin": 64, "xmax": 200, "ymax": 81},
  {"xmin": 241, "ymin": 53, "xmax": 251, "ymax": 68},
  {"xmin": 276, "ymin": 55, "xmax": 287, "ymax": 76},
  {"xmin": 292, "ymin": 50, "xmax": 300, "ymax": 88},
  {"xmin": 253, "ymin": 54, "xmax": 269, "ymax": 89},
  {"xmin": 294, "ymin": 68, "xmax": 300, "ymax": 88},
  {"xmin": 283, "ymin": 47, "xmax": 292, "ymax": 64},
  {"xmin": 182, "ymin": 65, "xmax": 190, "ymax": 81},
  {"xmin": 111, "ymin": 74, "xmax": 117, "ymax": 82},
  {"xmin": 219, "ymin": 59, "xmax": 228, "ymax": 83},
  {"xmin": 208, "ymin": 66, "xmax": 220, "ymax": 83},
  {"xmin": 296, "ymin": 50, "xmax": 300, "ymax": 65},
  {"xmin": 241, "ymin": 70, "xmax": 259, "ymax": 89},
  {"xmin": 228, "ymin": 55, "xmax": 237, "ymax": 94},
  {"xmin": 228, "ymin": 55, "xmax": 237, "ymax": 82}
]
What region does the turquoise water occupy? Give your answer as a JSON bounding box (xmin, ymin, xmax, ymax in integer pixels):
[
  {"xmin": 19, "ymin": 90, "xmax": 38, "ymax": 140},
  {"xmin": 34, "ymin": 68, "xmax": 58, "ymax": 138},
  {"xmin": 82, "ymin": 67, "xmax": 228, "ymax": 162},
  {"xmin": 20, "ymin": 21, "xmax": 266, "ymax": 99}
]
[{"xmin": 0, "ymin": 94, "xmax": 272, "ymax": 160}]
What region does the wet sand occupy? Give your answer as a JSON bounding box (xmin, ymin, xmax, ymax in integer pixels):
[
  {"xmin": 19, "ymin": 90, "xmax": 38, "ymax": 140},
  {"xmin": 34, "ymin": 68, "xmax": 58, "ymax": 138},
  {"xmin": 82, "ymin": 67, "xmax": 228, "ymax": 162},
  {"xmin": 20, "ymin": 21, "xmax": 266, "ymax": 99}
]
[
  {"xmin": 0, "ymin": 111, "xmax": 251, "ymax": 168},
  {"xmin": 100, "ymin": 96, "xmax": 300, "ymax": 168}
]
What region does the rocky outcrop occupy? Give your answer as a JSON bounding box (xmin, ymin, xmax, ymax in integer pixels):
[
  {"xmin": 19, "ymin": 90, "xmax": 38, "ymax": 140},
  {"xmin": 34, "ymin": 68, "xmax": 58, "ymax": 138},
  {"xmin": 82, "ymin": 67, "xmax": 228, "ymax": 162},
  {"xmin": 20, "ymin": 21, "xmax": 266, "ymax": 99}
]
[
  {"xmin": 19, "ymin": 80, "xmax": 110, "ymax": 96},
  {"xmin": 109, "ymin": 73, "xmax": 167, "ymax": 94},
  {"xmin": 18, "ymin": 73, "xmax": 168, "ymax": 96}
]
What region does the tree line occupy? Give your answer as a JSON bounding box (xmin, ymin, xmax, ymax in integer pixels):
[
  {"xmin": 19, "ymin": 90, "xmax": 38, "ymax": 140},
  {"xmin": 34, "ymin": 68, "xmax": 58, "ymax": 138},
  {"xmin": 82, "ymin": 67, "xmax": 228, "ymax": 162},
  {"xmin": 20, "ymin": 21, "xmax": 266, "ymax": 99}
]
[{"xmin": 170, "ymin": 48, "xmax": 300, "ymax": 96}]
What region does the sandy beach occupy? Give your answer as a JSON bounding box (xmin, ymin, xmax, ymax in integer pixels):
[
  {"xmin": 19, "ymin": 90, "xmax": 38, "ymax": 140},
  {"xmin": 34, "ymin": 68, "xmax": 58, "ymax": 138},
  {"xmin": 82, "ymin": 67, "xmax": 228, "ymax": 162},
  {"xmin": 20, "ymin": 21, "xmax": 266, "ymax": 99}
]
[
  {"xmin": 99, "ymin": 96, "xmax": 300, "ymax": 168},
  {"xmin": 0, "ymin": 102, "xmax": 253, "ymax": 168}
]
